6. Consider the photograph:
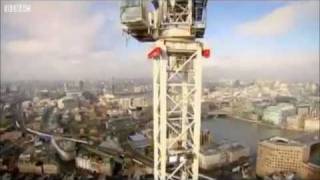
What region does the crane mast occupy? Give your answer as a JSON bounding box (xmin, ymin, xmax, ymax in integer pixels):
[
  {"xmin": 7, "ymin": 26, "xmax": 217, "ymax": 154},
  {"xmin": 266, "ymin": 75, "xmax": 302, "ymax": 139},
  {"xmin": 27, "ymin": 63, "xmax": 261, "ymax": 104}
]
[{"xmin": 120, "ymin": 0, "xmax": 209, "ymax": 179}]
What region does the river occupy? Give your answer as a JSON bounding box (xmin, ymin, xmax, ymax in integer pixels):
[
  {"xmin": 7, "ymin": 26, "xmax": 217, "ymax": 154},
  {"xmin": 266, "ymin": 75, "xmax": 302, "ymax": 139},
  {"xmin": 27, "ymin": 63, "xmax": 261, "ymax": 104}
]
[{"xmin": 202, "ymin": 117, "xmax": 305, "ymax": 156}]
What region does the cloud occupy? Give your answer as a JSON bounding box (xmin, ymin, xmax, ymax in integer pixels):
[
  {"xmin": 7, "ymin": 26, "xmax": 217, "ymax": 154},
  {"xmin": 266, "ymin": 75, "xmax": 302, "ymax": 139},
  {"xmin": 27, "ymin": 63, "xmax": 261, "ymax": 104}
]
[
  {"xmin": 6, "ymin": 39, "xmax": 44, "ymax": 55},
  {"xmin": 1, "ymin": 1, "xmax": 151, "ymax": 81},
  {"xmin": 0, "ymin": 1, "xmax": 318, "ymax": 82},
  {"xmin": 204, "ymin": 51, "xmax": 319, "ymax": 82},
  {"xmin": 2, "ymin": 1, "xmax": 106, "ymax": 55},
  {"xmin": 237, "ymin": 1, "xmax": 319, "ymax": 36}
]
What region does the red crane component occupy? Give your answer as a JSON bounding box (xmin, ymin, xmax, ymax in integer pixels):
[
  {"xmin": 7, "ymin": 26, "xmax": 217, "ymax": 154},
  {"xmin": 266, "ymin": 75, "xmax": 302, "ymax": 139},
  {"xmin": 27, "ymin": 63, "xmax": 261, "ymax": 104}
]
[
  {"xmin": 202, "ymin": 49, "xmax": 210, "ymax": 58},
  {"xmin": 148, "ymin": 47, "xmax": 162, "ymax": 59}
]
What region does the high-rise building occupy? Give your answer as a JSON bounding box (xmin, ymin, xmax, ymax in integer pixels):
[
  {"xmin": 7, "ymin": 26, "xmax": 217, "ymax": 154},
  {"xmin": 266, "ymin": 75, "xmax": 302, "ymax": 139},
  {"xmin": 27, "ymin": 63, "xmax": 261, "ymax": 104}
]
[
  {"xmin": 256, "ymin": 135, "xmax": 320, "ymax": 179},
  {"xmin": 79, "ymin": 80, "xmax": 84, "ymax": 92}
]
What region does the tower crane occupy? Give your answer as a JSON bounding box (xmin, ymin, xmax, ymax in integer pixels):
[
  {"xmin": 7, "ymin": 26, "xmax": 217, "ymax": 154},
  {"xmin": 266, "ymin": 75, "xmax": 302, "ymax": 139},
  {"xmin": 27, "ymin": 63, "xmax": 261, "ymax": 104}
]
[{"xmin": 120, "ymin": 0, "xmax": 210, "ymax": 179}]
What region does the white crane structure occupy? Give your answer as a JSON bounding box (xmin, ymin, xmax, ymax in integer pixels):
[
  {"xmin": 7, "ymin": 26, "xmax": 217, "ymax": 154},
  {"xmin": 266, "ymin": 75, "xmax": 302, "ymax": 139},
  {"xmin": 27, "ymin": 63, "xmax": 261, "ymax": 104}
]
[{"xmin": 120, "ymin": 0, "xmax": 209, "ymax": 179}]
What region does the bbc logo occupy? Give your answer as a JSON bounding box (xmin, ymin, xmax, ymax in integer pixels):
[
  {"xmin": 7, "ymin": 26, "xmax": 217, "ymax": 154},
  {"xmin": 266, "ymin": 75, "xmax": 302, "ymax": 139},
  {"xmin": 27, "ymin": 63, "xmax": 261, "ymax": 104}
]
[{"xmin": 3, "ymin": 4, "xmax": 31, "ymax": 13}]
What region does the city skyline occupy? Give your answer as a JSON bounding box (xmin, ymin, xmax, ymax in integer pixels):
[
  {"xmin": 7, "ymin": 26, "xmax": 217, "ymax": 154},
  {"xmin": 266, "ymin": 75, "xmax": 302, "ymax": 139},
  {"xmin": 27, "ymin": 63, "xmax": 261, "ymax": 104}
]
[
  {"xmin": 1, "ymin": 1, "xmax": 319, "ymax": 179},
  {"xmin": 1, "ymin": 0, "xmax": 319, "ymax": 82}
]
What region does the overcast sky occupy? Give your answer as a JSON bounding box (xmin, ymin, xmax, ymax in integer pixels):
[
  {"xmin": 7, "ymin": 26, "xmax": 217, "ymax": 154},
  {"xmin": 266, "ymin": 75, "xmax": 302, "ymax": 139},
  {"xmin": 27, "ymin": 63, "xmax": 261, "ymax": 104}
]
[{"xmin": 1, "ymin": 0, "xmax": 319, "ymax": 82}]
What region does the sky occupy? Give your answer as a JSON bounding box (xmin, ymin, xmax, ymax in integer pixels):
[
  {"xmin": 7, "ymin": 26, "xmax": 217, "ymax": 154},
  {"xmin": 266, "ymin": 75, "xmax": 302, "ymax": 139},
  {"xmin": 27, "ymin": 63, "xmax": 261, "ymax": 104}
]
[{"xmin": 1, "ymin": 0, "xmax": 319, "ymax": 82}]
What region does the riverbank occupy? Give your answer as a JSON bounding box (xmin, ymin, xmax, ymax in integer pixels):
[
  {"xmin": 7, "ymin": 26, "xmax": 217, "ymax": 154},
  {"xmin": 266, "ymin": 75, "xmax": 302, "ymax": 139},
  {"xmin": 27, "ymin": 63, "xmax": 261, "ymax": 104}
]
[
  {"xmin": 227, "ymin": 115, "xmax": 277, "ymax": 128},
  {"xmin": 202, "ymin": 117, "xmax": 304, "ymax": 155},
  {"xmin": 226, "ymin": 115, "xmax": 304, "ymax": 132}
]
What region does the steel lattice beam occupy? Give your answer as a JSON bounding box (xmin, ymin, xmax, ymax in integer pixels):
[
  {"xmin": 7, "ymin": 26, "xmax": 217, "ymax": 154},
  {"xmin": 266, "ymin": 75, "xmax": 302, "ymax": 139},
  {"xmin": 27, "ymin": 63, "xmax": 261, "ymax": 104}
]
[{"xmin": 153, "ymin": 40, "xmax": 203, "ymax": 180}]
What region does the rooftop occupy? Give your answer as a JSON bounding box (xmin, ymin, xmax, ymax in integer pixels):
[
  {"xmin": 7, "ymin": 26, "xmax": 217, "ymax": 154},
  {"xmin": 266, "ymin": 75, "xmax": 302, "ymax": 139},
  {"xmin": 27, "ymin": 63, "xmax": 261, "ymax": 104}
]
[
  {"xmin": 128, "ymin": 133, "xmax": 147, "ymax": 142},
  {"xmin": 294, "ymin": 132, "xmax": 320, "ymax": 145}
]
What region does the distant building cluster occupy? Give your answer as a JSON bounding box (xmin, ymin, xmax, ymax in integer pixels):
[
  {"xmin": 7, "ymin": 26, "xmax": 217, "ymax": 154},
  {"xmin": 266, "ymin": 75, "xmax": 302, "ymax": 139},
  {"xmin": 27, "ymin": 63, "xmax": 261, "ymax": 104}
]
[
  {"xmin": 18, "ymin": 145, "xmax": 59, "ymax": 175},
  {"xmin": 199, "ymin": 142, "xmax": 250, "ymax": 170},
  {"xmin": 204, "ymin": 80, "xmax": 320, "ymax": 131},
  {"xmin": 0, "ymin": 80, "xmax": 154, "ymax": 178},
  {"xmin": 0, "ymin": 79, "xmax": 319, "ymax": 179},
  {"xmin": 75, "ymin": 148, "xmax": 112, "ymax": 175}
]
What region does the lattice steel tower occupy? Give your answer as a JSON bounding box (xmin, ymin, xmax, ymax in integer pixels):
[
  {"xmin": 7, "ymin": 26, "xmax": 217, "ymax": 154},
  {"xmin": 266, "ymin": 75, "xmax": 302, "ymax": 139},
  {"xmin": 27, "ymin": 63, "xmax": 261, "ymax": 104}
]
[{"xmin": 120, "ymin": 0, "xmax": 209, "ymax": 179}]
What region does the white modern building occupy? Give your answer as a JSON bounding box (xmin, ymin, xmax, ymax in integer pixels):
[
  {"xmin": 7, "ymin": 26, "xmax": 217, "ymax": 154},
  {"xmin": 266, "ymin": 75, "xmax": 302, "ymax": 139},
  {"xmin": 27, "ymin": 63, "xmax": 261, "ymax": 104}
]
[{"xmin": 263, "ymin": 103, "xmax": 296, "ymax": 125}]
